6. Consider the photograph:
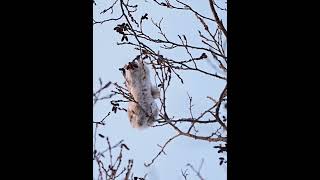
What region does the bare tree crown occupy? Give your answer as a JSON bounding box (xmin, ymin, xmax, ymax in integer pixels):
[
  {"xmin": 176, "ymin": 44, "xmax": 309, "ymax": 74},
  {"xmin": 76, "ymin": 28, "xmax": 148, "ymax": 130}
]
[{"xmin": 93, "ymin": 0, "xmax": 227, "ymax": 179}]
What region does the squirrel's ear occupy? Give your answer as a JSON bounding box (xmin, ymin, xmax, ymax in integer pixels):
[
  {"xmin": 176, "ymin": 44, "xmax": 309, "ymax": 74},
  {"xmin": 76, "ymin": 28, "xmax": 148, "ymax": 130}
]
[{"xmin": 151, "ymin": 86, "xmax": 160, "ymax": 99}]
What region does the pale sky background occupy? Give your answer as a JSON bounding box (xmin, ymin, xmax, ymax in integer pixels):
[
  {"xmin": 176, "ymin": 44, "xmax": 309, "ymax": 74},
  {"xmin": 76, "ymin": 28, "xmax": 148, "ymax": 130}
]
[{"xmin": 93, "ymin": 0, "xmax": 227, "ymax": 179}]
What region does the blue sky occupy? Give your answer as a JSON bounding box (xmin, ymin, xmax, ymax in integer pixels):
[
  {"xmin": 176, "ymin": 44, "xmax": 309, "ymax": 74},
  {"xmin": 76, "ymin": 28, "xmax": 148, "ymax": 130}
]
[{"xmin": 93, "ymin": 0, "xmax": 227, "ymax": 179}]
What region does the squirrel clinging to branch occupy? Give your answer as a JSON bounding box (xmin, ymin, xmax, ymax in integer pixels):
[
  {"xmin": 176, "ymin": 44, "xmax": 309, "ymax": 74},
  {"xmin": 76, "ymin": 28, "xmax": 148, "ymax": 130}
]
[{"xmin": 122, "ymin": 59, "xmax": 160, "ymax": 129}]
